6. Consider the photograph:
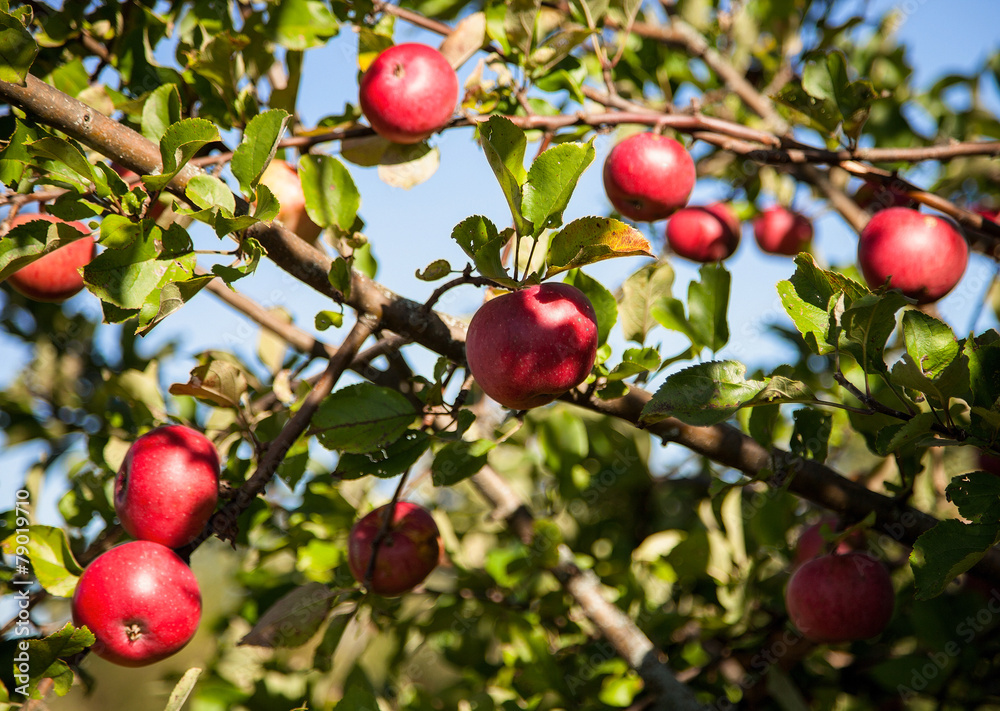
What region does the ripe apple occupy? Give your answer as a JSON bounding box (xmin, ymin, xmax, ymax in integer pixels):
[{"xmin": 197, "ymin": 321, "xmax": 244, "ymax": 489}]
[
  {"xmin": 465, "ymin": 282, "xmax": 599, "ymax": 410},
  {"xmin": 785, "ymin": 551, "xmax": 894, "ymax": 643},
  {"xmin": 115, "ymin": 424, "xmax": 220, "ymax": 549},
  {"xmin": 348, "ymin": 501, "xmax": 442, "ymax": 596},
  {"xmin": 602, "ymin": 133, "xmax": 697, "ymax": 222},
  {"xmin": 792, "ymin": 517, "xmax": 864, "ymax": 569},
  {"xmin": 3, "ymin": 213, "xmax": 96, "ymax": 303},
  {"xmin": 110, "ymin": 162, "xmax": 166, "ymax": 221},
  {"xmin": 257, "ymin": 159, "xmax": 323, "ymax": 245},
  {"xmin": 752, "ymin": 206, "xmax": 813, "ymax": 256},
  {"xmin": 854, "ymin": 180, "xmax": 919, "ymax": 213},
  {"xmin": 665, "ymin": 202, "xmax": 741, "ymax": 262},
  {"xmin": 71, "ymin": 540, "xmax": 202, "ymax": 666},
  {"xmin": 857, "ymin": 207, "xmax": 968, "ymax": 304},
  {"xmin": 359, "ymin": 43, "xmax": 459, "ymax": 145}
]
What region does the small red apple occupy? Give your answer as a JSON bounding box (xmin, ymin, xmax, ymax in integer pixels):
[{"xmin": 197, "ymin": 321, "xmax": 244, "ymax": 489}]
[
  {"xmin": 110, "ymin": 162, "xmax": 166, "ymax": 221},
  {"xmin": 3, "ymin": 213, "xmax": 96, "ymax": 303},
  {"xmin": 465, "ymin": 282, "xmax": 599, "ymax": 410},
  {"xmin": 257, "ymin": 159, "xmax": 323, "ymax": 245},
  {"xmin": 752, "ymin": 206, "xmax": 813, "ymax": 256},
  {"xmin": 348, "ymin": 502, "xmax": 442, "ymax": 596},
  {"xmin": 857, "ymin": 207, "xmax": 968, "ymax": 304},
  {"xmin": 785, "ymin": 551, "xmax": 894, "ymax": 643},
  {"xmin": 359, "ymin": 43, "xmax": 459, "ymax": 145},
  {"xmin": 602, "ymin": 133, "xmax": 697, "ymax": 222},
  {"xmin": 665, "ymin": 202, "xmax": 741, "ymax": 262},
  {"xmin": 71, "ymin": 540, "xmax": 202, "ymax": 666},
  {"xmin": 115, "ymin": 424, "xmax": 220, "ymax": 549},
  {"xmin": 854, "ymin": 181, "xmax": 919, "ymax": 213},
  {"xmin": 792, "ymin": 517, "xmax": 864, "ymax": 569}
]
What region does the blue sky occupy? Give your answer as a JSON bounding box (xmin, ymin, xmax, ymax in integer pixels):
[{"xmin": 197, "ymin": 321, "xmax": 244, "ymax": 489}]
[{"xmin": 3, "ymin": 1, "xmax": 1000, "ymax": 527}]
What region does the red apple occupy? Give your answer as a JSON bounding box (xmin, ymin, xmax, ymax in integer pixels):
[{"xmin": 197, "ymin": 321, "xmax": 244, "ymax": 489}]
[
  {"xmin": 465, "ymin": 282, "xmax": 599, "ymax": 410},
  {"xmin": 348, "ymin": 502, "xmax": 442, "ymax": 596},
  {"xmin": 602, "ymin": 133, "xmax": 697, "ymax": 222},
  {"xmin": 665, "ymin": 202, "xmax": 741, "ymax": 262},
  {"xmin": 110, "ymin": 162, "xmax": 166, "ymax": 221},
  {"xmin": 3, "ymin": 213, "xmax": 95, "ymax": 303},
  {"xmin": 785, "ymin": 551, "xmax": 894, "ymax": 643},
  {"xmin": 115, "ymin": 424, "xmax": 220, "ymax": 549},
  {"xmin": 857, "ymin": 207, "xmax": 968, "ymax": 304},
  {"xmin": 71, "ymin": 540, "xmax": 202, "ymax": 666},
  {"xmin": 359, "ymin": 43, "xmax": 459, "ymax": 145},
  {"xmin": 257, "ymin": 159, "xmax": 323, "ymax": 245},
  {"xmin": 752, "ymin": 206, "xmax": 813, "ymax": 256},
  {"xmin": 793, "ymin": 517, "xmax": 864, "ymax": 569},
  {"xmin": 854, "ymin": 180, "xmax": 919, "ymax": 214}
]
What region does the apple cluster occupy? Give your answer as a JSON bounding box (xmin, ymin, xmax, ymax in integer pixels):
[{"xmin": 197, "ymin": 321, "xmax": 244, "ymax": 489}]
[
  {"xmin": 71, "ymin": 424, "xmax": 220, "ymax": 666},
  {"xmin": 785, "ymin": 519, "xmax": 895, "ymax": 644}
]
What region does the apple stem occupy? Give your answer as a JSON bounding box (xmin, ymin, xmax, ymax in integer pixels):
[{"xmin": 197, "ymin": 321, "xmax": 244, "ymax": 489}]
[{"xmin": 363, "ymin": 467, "xmax": 412, "ymax": 590}]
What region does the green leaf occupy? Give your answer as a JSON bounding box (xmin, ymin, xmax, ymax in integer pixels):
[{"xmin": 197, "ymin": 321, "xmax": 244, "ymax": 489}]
[
  {"xmin": 136, "ymin": 273, "xmax": 213, "ymax": 336},
  {"xmin": 620, "ymin": 261, "xmax": 675, "ymax": 344},
  {"xmin": 640, "ymin": 361, "xmax": 815, "ymax": 427},
  {"xmin": 479, "ymin": 116, "xmax": 530, "ymax": 236},
  {"xmin": 0, "ymin": 218, "xmax": 91, "ymax": 281},
  {"xmin": 313, "ymin": 383, "xmax": 417, "ymax": 454},
  {"xmin": 315, "ymin": 309, "xmax": 344, "ymax": 331},
  {"xmin": 947, "ymin": 471, "xmax": 1000, "ymax": 523},
  {"xmin": 335, "ymin": 430, "xmax": 431, "ymax": 480},
  {"xmin": 415, "ymin": 259, "xmax": 452, "ymax": 281},
  {"xmin": 901, "ymin": 310, "xmax": 960, "ymax": 378},
  {"xmin": 300, "ymin": 155, "xmax": 360, "ymax": 231},
  {"xmin": 168, "ymin": 359, "xmax": 248, "ymax": 408},
  {"xmin": 651, "ymin": 295, "xmax": 695, "ymax": 343},
  {"xmin": 377, "ymin": 143, "xmax": 440, "ymax": 189},
  {"xmin": 527, "ymin": 25, "xmax": 594, "ymax": 75},
  {"xmin": 776, "ymin": 253, "xmax": 867, "ymax": 355},
  {"xmin": 141, "ymin": 83, "xmax": 182, "ymax": 144},
  {"xmin": 911, "ymin": 519, "xmax": 1000, "ymax": 599},
  {"xmin": 607, "ymin": 347, "xmax": 660, "ymax": 381},
  {"xmin": 563, "ymin": 269, "xmax": 616, "ymax": 346},
  {"xmin": 24, "ymin": 623, "xmax": 95, "ymax": 698},
  {"xmin": 163, "ymin": 668, "xmax": 203, "ymax": 711},
  {"xmin": 521, "ymin": 140, "xmax": 595, "ymax": 236},
  {"xmin": 25, "ymin": 136, "xmax": 97, "ymax": 186},
  {"xmin": 231, "ymin": 110, "xmax": 291, "ymax": 196},
  {"xmin": 266, "ymin": 0, "xmax": 339, "ymax": 51},
  {"xmin": 143, "ymin": 118, "xmax": 220, "ymax": 192},
  {"xmin": 0, "ymin": 116, "xmax": 39, "ymax": 186},
  {"xmin": 544, "ymin": 217, "xmax": 652, "ymax": 278},
  {"xmin": 873, "ymin": 412, "xmax": 939, "ymax": 456},
  {"xmin": 313, "ymin": 611, "xmax": 352, "ymax": 673},
  {"xmin": 450, "ymin": 215, "xmax": 511, "ymax": 284},
  {"xmin": 186, "ymin": 173, "xmax": 237, "ymax": 213},
  {"xmin": 688, "ymin": 263, "xmax": 731, "ymax": 353},
  {"xmin": 13, "ymin": 526, "xmax": 82, "ymax": 597},
  {"xmin": 800, "ymin": 50, "xmax": 877, "ymax": 140},
  {"xmin": 83, "ymin": 230, "xmax": 191, "ymax": 312},
  {"xmin": 0, "ymin": 9, "xmax": 38, "ymax": 84},
  {"xmin": 839, "ymin": 291, "xmax": 910, "ymax": 375},
  {"xmin": 239, "ymin": 582, "xmax": 338, "ymax": 648},
  {"xmin": 504, "ymin": 0, "xmax": 541, "ymax": 58},
  {"xmin": 328, "ymin": 256, "xmax": 352, "ymax": 299},
  {"xmin": 431, "ymin": 439, "xmax": 496, "ymax": 486},
  {"xmin": 789, "ymin": 408, "xmax": 832, "ymax": 462},
  {"xmin": 967, "ymin": 332, "xmax": 1000, "ymax": 411},
  {"xmin": 97, "ymin": 214, "xmax": 142, "ymax": 250}
]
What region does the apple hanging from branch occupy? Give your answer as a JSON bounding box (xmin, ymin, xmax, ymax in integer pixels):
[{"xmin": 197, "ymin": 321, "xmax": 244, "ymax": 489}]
[{"xmin": 3, "ymin": 213, "xmax": 96, "ymax": 303}]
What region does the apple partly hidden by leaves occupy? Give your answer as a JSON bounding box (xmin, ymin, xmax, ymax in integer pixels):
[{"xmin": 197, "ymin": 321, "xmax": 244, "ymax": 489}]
[
  {"xmin": 4, "ymin": 213, "xmax": 96, "ymax": 303},
  {"xmin": 752, "ymin": 206, "xmax": 813, "ymax": 256},
  {"xmin": 465, "ymin": 283, "xmax": 599, "ymax": 410},
  {"xmin": 785, "ymin": 551, "xmax": 894, "ymax": 644},
  {"xmin": 71, "ymin": 540, "xmax": 202, "ymax": 667},
  {"xmin": 854, "ymin": 180, "xmax": 920, "ymax": 213},
  {"xmin": 257, "ymin": 159, "xmax": 323, "ymax": 245},
  {"xmin": 348, "ymin": 502, "xmax": 442, "ymax": 596},
  {"xmin": 857, "ymin": 206, "xmax": 969, "ymax": 304},
  {"xmin": 359, "ymin": 43, "xmax": 459, "ymax": 145},
  {"xmin": 115, "ymin": 424, "xmax": 220, "ymax": 549},
  {"xmin": 665, "ymin": 202, "xmax": 741, "ymax": 262},
  {"xmin": 602, "ymin": 133, "xmax": 697, "ymax": 222}
]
